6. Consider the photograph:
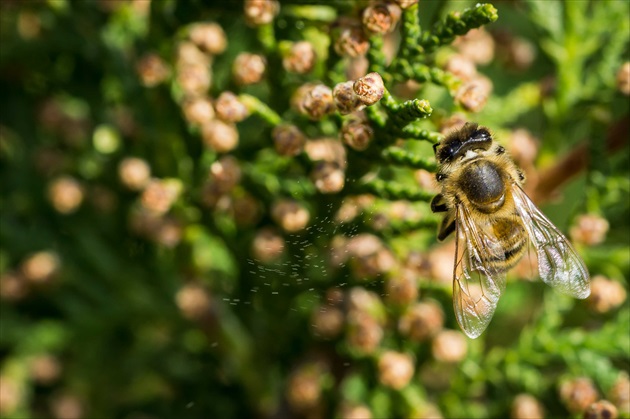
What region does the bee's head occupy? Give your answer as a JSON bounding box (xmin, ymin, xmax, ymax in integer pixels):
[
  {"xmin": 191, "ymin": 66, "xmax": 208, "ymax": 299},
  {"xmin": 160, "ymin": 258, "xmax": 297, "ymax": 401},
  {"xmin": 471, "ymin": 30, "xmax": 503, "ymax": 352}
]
[{"xmin": 434, "ymin": 123, "xmax": 493, "ymax": 164}]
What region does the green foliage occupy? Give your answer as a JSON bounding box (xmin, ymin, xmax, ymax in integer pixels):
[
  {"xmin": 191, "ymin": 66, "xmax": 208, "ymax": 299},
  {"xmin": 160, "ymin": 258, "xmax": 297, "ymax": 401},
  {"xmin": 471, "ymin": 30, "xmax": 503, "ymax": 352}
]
[{"xmin": 0, "ymin": 1, "xmax": 628, "ymax": 419}]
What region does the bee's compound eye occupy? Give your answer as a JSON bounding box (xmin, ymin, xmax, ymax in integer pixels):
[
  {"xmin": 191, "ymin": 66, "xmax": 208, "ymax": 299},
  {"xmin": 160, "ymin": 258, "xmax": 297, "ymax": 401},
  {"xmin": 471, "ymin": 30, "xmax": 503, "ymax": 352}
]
[{"xmin": 436, "ymin": 173, "xmax": 447, "ymax": 182}]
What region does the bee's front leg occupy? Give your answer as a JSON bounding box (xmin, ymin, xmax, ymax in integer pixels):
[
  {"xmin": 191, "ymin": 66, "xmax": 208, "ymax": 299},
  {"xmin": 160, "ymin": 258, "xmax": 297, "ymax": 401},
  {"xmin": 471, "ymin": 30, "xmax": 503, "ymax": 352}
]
[{"xmin": 431, "ymin": 193, "xmax": 448, "ymax": 213}]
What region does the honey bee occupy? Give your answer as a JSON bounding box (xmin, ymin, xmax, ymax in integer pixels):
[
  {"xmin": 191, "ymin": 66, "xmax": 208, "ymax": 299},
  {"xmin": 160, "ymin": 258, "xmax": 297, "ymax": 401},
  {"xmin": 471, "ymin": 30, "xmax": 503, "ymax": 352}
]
[{"xmin": 431, "ymin": 122, "xmax": 590, "ymax": 338}]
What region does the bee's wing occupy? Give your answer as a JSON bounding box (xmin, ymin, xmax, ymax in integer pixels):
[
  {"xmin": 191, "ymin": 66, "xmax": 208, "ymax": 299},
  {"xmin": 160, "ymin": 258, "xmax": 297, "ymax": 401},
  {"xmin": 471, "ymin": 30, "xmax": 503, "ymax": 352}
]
[
  {"xmin": 453, "ymin": 204, "xmax": 507, "ymax": 339},
  {"xmin": 511, "ymin": 185, "xmax": 590, "ymax": 298}
]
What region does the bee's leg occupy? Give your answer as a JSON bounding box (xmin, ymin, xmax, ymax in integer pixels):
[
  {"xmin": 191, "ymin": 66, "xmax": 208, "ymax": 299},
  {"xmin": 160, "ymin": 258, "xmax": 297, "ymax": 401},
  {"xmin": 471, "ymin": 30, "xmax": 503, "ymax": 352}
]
[
  {"xmin": 431, "ymin": 194, "xmax": 448, "ymax": 213},
  {"xmin": 437, "ymin": 211, "xmax": 456, "ymax": 241}
]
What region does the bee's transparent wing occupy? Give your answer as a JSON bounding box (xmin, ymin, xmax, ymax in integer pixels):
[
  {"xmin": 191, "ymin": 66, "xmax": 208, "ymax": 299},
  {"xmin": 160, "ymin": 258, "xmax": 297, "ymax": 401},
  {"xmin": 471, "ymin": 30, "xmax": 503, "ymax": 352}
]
[
  {"xmin": 511, "ymin": 185, "xmax": 590, "ymax": 298},
  {"xmin": 453, "ymin": 204, "xmax": 507, "ymax": 339}
]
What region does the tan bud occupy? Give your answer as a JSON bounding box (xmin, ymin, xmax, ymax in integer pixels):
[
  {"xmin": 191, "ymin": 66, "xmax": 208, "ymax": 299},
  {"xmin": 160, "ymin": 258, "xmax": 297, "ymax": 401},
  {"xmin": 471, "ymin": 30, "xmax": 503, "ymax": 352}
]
[
  {"xmin": 377, "ymin": 351, "xmax": 415, "ymax": 390},
  {"xmin": 201, "ymin": 119, "xmax": 239, "ymax": 153},
  {"xmin": 233, "ymin": 53, "xmax": 266, "ymax": 85},
  {"xmin": 283, "ymin": 41, "xmax": 316, "ymax": 74},
  {"xmin": 353, "ymin": 72, "xmax": 385, "ymax": 106},
  {"xmin": 432, "ymin": 330, "xmax": 468, "ymax": 362},
  {"xmin": 188, "ymin": 22, "xmax": 227, "ymax": 55},
  {"xmin": 118, "ymin": 157, "xmax": 151, "ymax": 191},
  {"xmin": 48, "ymin": 176, "xmax": 84, "ymax": 214}
]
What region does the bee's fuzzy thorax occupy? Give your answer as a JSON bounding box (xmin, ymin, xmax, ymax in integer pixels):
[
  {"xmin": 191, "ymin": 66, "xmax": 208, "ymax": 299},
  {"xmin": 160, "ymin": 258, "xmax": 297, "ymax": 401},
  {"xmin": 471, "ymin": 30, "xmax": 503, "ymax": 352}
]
[{"xmin": 432, "ymin": 124, "xmax": 526, "ymax": 230}]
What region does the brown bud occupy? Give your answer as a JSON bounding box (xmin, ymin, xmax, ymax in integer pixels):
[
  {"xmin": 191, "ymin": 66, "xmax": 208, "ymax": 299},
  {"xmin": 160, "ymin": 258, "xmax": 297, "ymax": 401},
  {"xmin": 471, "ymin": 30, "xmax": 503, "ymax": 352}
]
[
  {"xmin": 570, "ymin": 214, "xmax": 609, "ymax": 246},
  {"xmin": 286, "ymin": 362, "xmax": 326, "ymax": 412},
  {"xmin": 17, "ymin": 10, "xmax": 41, "ymax": 40},
  {"xmin": 507, "ymin": 128, "xmax": 540, "ymax": 167},
  {"xmin": 48, "ymin": 176, "xmax": 84, "ymax": 214},
  {"xmin": 140, "ymin": 178, "xmax": 182, "ymax": 215},
  {"xmin": 305, "ymin": 138, "xmax": 347, "ymax": 169},
  {"xmin": 200, "ymin": 182, "xmax": 223, "ymax": 208},
  {"xmin": 334, "ymin": 194, "xmax": 375, "ymax": 224},
  {"xmin": 0, "ymin": 272, "xmax": 28, "ymax": 301},
  {"xmin": 136, "ymin": 53, "xmax": 170, "ymax": 87},
  {"xmin": 583, "ymin": 400, "xmax": 618, "ymax": 419},
  {"xmin": 293, "ymin": 83, "xmax": 335, "ymax": 120},
  {"xmin": 0, "ymin": 271, "xmax": 28, "ymax": 301},
  {"xmin": 354, "ymin": 248, "xmax": 396, "ymax": 279},
  {"xmin": 271, "ymin": 199, "xmax": 310, "ymax": 232},
  {"xmin": 454, "ymin": 28, "xmax": 495, "ymax": 65},
  {"xmin": 118, "ymin": 157, "xmax": 151, "ymax": 191},
  {"xmin": 347, "ymin": 234, "xmax": 383, "ymax": 258},
  {"xmin": 340, "ymin": 117, "xmax": 373, "ymax": 151},
  {"xmin": 151, "ymin": 217, "xmax": 183, "ymax": 248},
  {"xmin": 346, "ymin": 234, "xmax": 396, "ymax": 278},
  {"xmin": 182, "ymin": 96, "xmax": 215, "ymax": 126},
  {"xmin": 329, "ymin": 235, "xmax": 350, "ymax": 268},
  {"xmin": 353, "ymin": 72, "xmax": 385, "ymax": 106},
  {"xmin": 0, "ymin": 375, "xmax": 22, "ymax": 415},
  {"xmin": 333, "ymin": 81, "xmax": 364, "ymax": 115},
  {"xmin": 129, "ymin": 207, "xmax": 162, "ymax": 238},
  {"xmin": 428, "ymin": 241, "xmax": 457, "ymax": 285},
  {"xmin": 311, "ymin": 306, "xmax": 344, "ymax": 339},
  {"xmin": 272, "ymin": 124, "xmax": 306, "ymax": 157},
  {"xmin": 507, "ymin": 37, "xmax": 536, "ymax": 71},
  {"xmin": 346, "ymin": 312, "xmax": 383, "ymax": 354},
  {"xmin": 455, "ymin": 76, "xmax": 492, "ymax": 112},
  {"xmin": 231, "ymin": 193, "xmax": 261, "ymax": 227},
  {"xmin": 511, "ymin": 394, "xmax": 545, "ymax": 419},
  {"xmin": 617, "ymin": 62, "xmax": 630, "ymax": 96},
  {"xmin": 399, "ymin": 300, "xmax": 444, "ymax": 341},
  {"xmin": 283, "ymin": 41, "xmax": 316, "ymax": 74},
  {"xmin": 311, "ymin": 161, "xmax": 345, "ymax": 194},
  {"xmin": 30, "ymin": 355, "xmax": 62, "ymax": 385},
  {"xmin": 50, "ymin": 393, "xmax": 83, "ymax": 419},
  {"xmin": 233, "ymin": 53, "xmax": 266, "ymax": 85},
  {"xmin": 347, "ymin": 286, "xmax": 384, "ymax": 316},
  {"xmin": 176, "ymin": 283, "xmax": 212, "ymax": 320},
  {"xmin": 244, "ymin": 0, "xmax": 279, "ymax": 26},
  {"xmin": 177, "ymin": 63, "xmax": 212, "ymax": 97},
  {"xmin": 377, "ymin": 351, "xmax": 415, "ymax": 390},
  {"xmin": 560, "ymin": 377, "xmax": 599, "ymax": 414},
  {"xmin": 252, "ymin": 227, "xmax": 285, "ymax": 263},
  {"xmin": 338, "ymin": 403, "xmax": 373, "ymax": 419},
  {"xmin": 176, "ymin": 41, "xmax": 210, "ymax": 68},
  {"xmin": 444, "ymin": 54, "xmax": 477, "ymax": 82},
  {"xmin": 210, "ymin": 156, "xmax": 241, "ymax": 193},
  {"xmin": 201, "ymin": 119, "xmax": 239, "ymax": 153},
  {"xmin": 432, "ymin": 330, "xmax": 468, "ymax": 362},
  {"xmin": 333, "ymin": 20, "xmax": 369, "ymax": 58},
  {"xmin": 494, "ymin": 30, "xmax": 536, "ymax": 72},
  {"xmin": 587, "ymin": 276, "xmax": 626, "ymax": 313},
  {"xmin": 362, "ymin": 3, "xmax": 402, "ymax": 35},
  {"xmin": 188, "ymin": 22, "xmax": 227, "ymax": 55},
  {"xmin": 214, "ymin": 91, "xmax": 248, "ymax": 123},
  {"xmin": 20, "ymin": 251, "xmax": 60, "ymax": 284},
  {"xmin": 385, "ymin": 270, "xmax": 419, "ymax": 306},
  {"xmin": 325, "ymin": 287, "xmax": 345, "ymax": 306},
  {"xmin": 609, "ymin": 373, "xmax": 630, "ymax": 414}
]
